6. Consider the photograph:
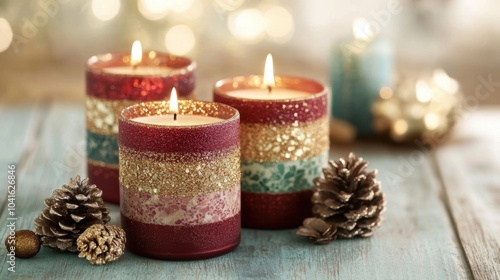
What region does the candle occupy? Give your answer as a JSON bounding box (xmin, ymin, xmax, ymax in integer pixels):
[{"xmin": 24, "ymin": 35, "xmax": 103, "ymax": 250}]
[
  {"xmin": 214, "ymin": 54, "xmax": 329, "ymax": 229},
  {"xmin": 119, "ymin": 99, "xmax": 241, "ymax": 260},
  {"xmin": 102, "ymin": 66, "xmax": 174, "ymax": 75},
  {"xmin": 85, "ymin": 40, "xmax": 196, "ymax": 203},
  {"xmin": 330, "ymin": 18, "xmax": 394, "ymax": 136},
  {"xmin": 132, "ymin": 89, "xmax": 222, "ymax": 125},
  {"xmin": 132, "ymin": 115, "xmax": 222, "ymax": 126},
  {"xmin": 226, "ymin": 89, "xmax": 309, "ymax": 100}
]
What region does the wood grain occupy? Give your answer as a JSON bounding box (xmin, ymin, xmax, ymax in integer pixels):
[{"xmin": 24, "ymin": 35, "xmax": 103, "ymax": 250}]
[
  {"xmin": 435, "ymin": 109, "xmax": 500, "ymax": 280},
  {"xmin": 0, "ymin": 104, "xmax": 490, "ymax": 279}
]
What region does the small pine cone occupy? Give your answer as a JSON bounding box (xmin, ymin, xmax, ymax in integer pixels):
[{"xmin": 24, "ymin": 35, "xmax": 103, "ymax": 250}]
[
  {"xmin": 297, "ymin": 218, "xmax": 337, "ymax": 244},
  {"xmin": 34, "ymin": 176, "xmax": 111, "ymax": 252},
  {"xmin": 77, "ymin": 224, "xmax": 126, "ymax": 265},
  {"xmin": 312, "ymin": 153, "xmax": 386, "ymax": 239}
]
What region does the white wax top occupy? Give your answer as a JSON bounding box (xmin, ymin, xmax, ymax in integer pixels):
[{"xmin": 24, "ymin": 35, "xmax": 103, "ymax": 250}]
[
  {"xmin": 103, "ymin": 66, "xmax": 173, "ymax": 76},
  {"xmin": 226, "ymin": 89, "xmax": 310, "ymax": 100},
  {"xmin": 132, "ymin": 115, "xmax": 223, "ymax": 126}
]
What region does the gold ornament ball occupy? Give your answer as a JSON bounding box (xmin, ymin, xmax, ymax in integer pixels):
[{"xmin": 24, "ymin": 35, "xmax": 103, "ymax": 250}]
[{"xmin": 4, "ymin": 230, "xmax": 41, "ymax": 258}]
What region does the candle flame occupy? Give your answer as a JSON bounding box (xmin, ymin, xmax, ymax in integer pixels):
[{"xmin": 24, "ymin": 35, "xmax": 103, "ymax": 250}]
[
  {"xmin": 169, "ymin": 88, "xmax": 179, "ymax": 117},
  {"xmin": 131, "ymin": 40, "xmax": 142, "ymax": 67},
  {"xmin": 263, "ymin": 53, "xmax": 275, "ymax": 91},
  {"xmin": 353, "ymin": 18, "xmax": 371, "ymax": 41}
]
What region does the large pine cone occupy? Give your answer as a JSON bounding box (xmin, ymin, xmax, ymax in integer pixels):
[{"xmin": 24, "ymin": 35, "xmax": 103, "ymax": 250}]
[
  {"xmin": 34, "ymin": 176, "xmax": 111, "ymax": 252},
  {"xmin": 311, "ymin": 153, "xmax": 385, "ymax": 238}
]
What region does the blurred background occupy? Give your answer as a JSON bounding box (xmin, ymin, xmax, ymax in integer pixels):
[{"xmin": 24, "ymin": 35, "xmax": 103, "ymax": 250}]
[{"xmin": 0, "ymin": 0, "xmax": 499, "ymax": 104}]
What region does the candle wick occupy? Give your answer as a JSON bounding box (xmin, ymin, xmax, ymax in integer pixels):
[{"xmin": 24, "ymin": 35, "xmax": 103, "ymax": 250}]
[
  {"xmin": 174, "ymin": 113, "xmax": 177, "ymax": 121},
  {"xmin": 267, "ymin": 85, "xmax": 272, "ymax": 94}
]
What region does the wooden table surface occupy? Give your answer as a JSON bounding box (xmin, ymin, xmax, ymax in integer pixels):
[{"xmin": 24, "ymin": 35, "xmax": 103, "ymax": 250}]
[{"xmin": 0, "ymin": 103, "xmax": 499, "ymax": 280}]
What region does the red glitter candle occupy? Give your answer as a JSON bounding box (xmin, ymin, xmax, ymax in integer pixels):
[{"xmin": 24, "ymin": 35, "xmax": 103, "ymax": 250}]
[
  {"xmin": 86, "ymin": 45, "xmax": 196, "ymax": 203},
  {"xmin": 214, "ymin": 73, "xmax": 329, "ymax": 229},
  {"xmin": 119, "ymin": 100, "xmax": 241, "ymax": 260}
]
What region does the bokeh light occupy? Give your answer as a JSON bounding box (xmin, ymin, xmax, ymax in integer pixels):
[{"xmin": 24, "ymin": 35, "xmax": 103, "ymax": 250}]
[
  {"xmin": 92, "ymin": 0, "xmax": 121, "ymax": 21},
  {"xmin": 264, "ymin": 6, "xmax": 294, "ymax": 42},
  {"xmin": 379, "ymin": 86, "xmax": 393, "ymax": 100},
  {"xmin": 164, "ymin": 25, "xmax": 196, "ymax": 55},
  {"xmin": 433, "ymin": 69, "xmax": 459, "ymax": 93},
  {"xmin": 227, "ymin": 9, "xmax": 265, "ymax": 42},
  {"xmin": 416, "ymin": 80, "xmax": 433, "ymax": 103},
  {"xmin": 214, "ymin": 0, "xmax": 244, "ymax": 12},
  {"xmin": 168, "ymin": 0, "xmax": 193, "ymax": 13},
  {"xmin": 138, "ymin": 0, "xmax": 194, "ymax": 20},
  {"xmin": 138, "ymin": 0, "xmax": 170, "ymax": 20},
  {"xmin": 393, "ymin": 119, "xmax": 408, "ymax": 135},
  {"xmin": 424, "ymin": 113, "xmax": 441, "ymax": 130},
  {"xmin": 0, "ymin": 18, "xmax": 13, "ymax": 53}
]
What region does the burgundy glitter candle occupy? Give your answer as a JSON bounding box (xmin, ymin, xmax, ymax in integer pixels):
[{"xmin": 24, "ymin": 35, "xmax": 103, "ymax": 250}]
[
  {"xmin": 119, "ymin": 100, "xmax": 240, "ymax": 260},
  {"xmin": 86, "ymin": 51, "xmax": 195, "ymax": 203},
  {"xmin": 214, "ymin": 75, "xmax": 329, "ymax": 229}
]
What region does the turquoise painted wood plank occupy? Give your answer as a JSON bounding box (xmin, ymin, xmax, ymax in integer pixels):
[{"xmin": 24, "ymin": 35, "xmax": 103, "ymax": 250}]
[
  {"xmin": 0, "ymin": 105, "xmax": 47, "ymax": 215},
  {"xmin": 0, "ymin": 104, "xmax": 88, "ymax": 270},
  {"xmin": 435, "ymin": 109, "xmax": 500, "ymax": 280},
  {"xmin": 330, "ymin": 144, "xmax": 471, "ymax": 280},
  {"xmin": 0, "ymin": 105, "xmax": 475, "ymax": 279}
]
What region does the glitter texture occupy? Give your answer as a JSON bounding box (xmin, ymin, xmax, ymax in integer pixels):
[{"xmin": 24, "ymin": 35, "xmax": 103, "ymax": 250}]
[
  {"xmin": 121, "ymin": 185, "xmax": 240, "ymax": 226},
  {"xmin": 121, "ymin": 213, "xmax": 240, "ymax": 260},
  {"xmin": 240, "ymin": 117, "xmax": 329, "ymax": 162},
  {"xmin": 86, "ymin": 97, "xmax": 137, "ymax": 135},
  {"xmin": 241, "ymin": 190, "xmax": 313, "ymax": 229},
  {"xmin": 119, "ymin": 147, "xmax": 240, "ymax": 196},
  {"xmin": 241, "ymin": 151, "xmax": 328, "ymax": 193},
  {"xmin": 87, "ymin": 52, "xmax": 196, "ymax": 101},
  {"xmin": 214, "ymin": 75, "xmax": 328, "ymax": 229},
  {"xmin": 86, "ymin": 52, "xmax": 196, "ymax": 203},
  {"xmin": 87, "ymin": 160, "xmax": 119, "ymax": 203},
  {"xmin": 86, "ymin": 131, "xmax": 119, "ymax": 164},
  {"xmin": 119, "ymin": 101, "xmax": 240, "ymax": 154},
  {"xmin": 118, "ymin": 100, "xmax": 240, "ymax": 259},
  {"xmin": 214, "ymin": 75, "xmax": 327, "ymax": 124}
]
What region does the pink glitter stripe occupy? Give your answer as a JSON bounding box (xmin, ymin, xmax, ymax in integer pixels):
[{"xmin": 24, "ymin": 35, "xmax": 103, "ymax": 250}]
[{"xmin": 120, "ymin": 184, "xmax": 240, "ymax": 226}]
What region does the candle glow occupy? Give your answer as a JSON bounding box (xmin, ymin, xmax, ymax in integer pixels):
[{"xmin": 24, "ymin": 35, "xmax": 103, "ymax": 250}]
[
  {"xmin": 131, "ymin": 40, "xmax": 142, "ymax": 67},
  {"xmin": 353, "ymin": 18, "xmax": 371, "ymax": 41},
  {"xmin": 263, "ymin": 53, "xmax": 275, "ymax": 92},
  {"xmin": 169, "ymin": 88, "xmax": 179, "ymax": 120}
]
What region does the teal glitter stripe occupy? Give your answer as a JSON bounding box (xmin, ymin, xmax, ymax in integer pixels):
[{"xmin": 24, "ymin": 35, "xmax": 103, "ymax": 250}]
[
  {"xmin": 241, "ymin": 151, "xmax": 329, "ymax": 193},
  {"xmin": 86, "ymin": 130, "xmax": 119, "ymax": 164}
]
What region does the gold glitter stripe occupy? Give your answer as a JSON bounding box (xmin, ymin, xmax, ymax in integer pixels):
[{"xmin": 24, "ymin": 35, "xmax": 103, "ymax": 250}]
[
  {"xmin": 87, "ymin": 158, "xmax": 119, "ymax": 169},
  {"xmin": 86, "ymin": 97, "xmax": 139, "ymax": 135},
  {"xmin": 86, "ymin": 92, "xmax": 195, "ymax": 135},
  {"xmin": 119, "ymin": 145, "xmax": 238, "ymax": 163},
  {"xmin": 241, "ymin": 116, "xmax": 329, "ymax": 162},
  {"xmin": 119, "ymin": 147, "xmax": 240, "ymax": 196}
]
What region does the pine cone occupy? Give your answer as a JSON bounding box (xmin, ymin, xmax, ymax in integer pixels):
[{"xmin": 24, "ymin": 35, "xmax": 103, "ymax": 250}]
[
  {"xmin": 296, "ymin": 218, "xmax": 337, "ymax": 244},
  {"xmin": 312, "ymin": 153, "xmax": 385, "ymax": 238},
  {"xmin": 77, "ymin": 224, "xmax": 126, "ymax": 265},
  {"xmin": 34, "ymin": 176, "xmax": 111, "ymax": 252}
]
